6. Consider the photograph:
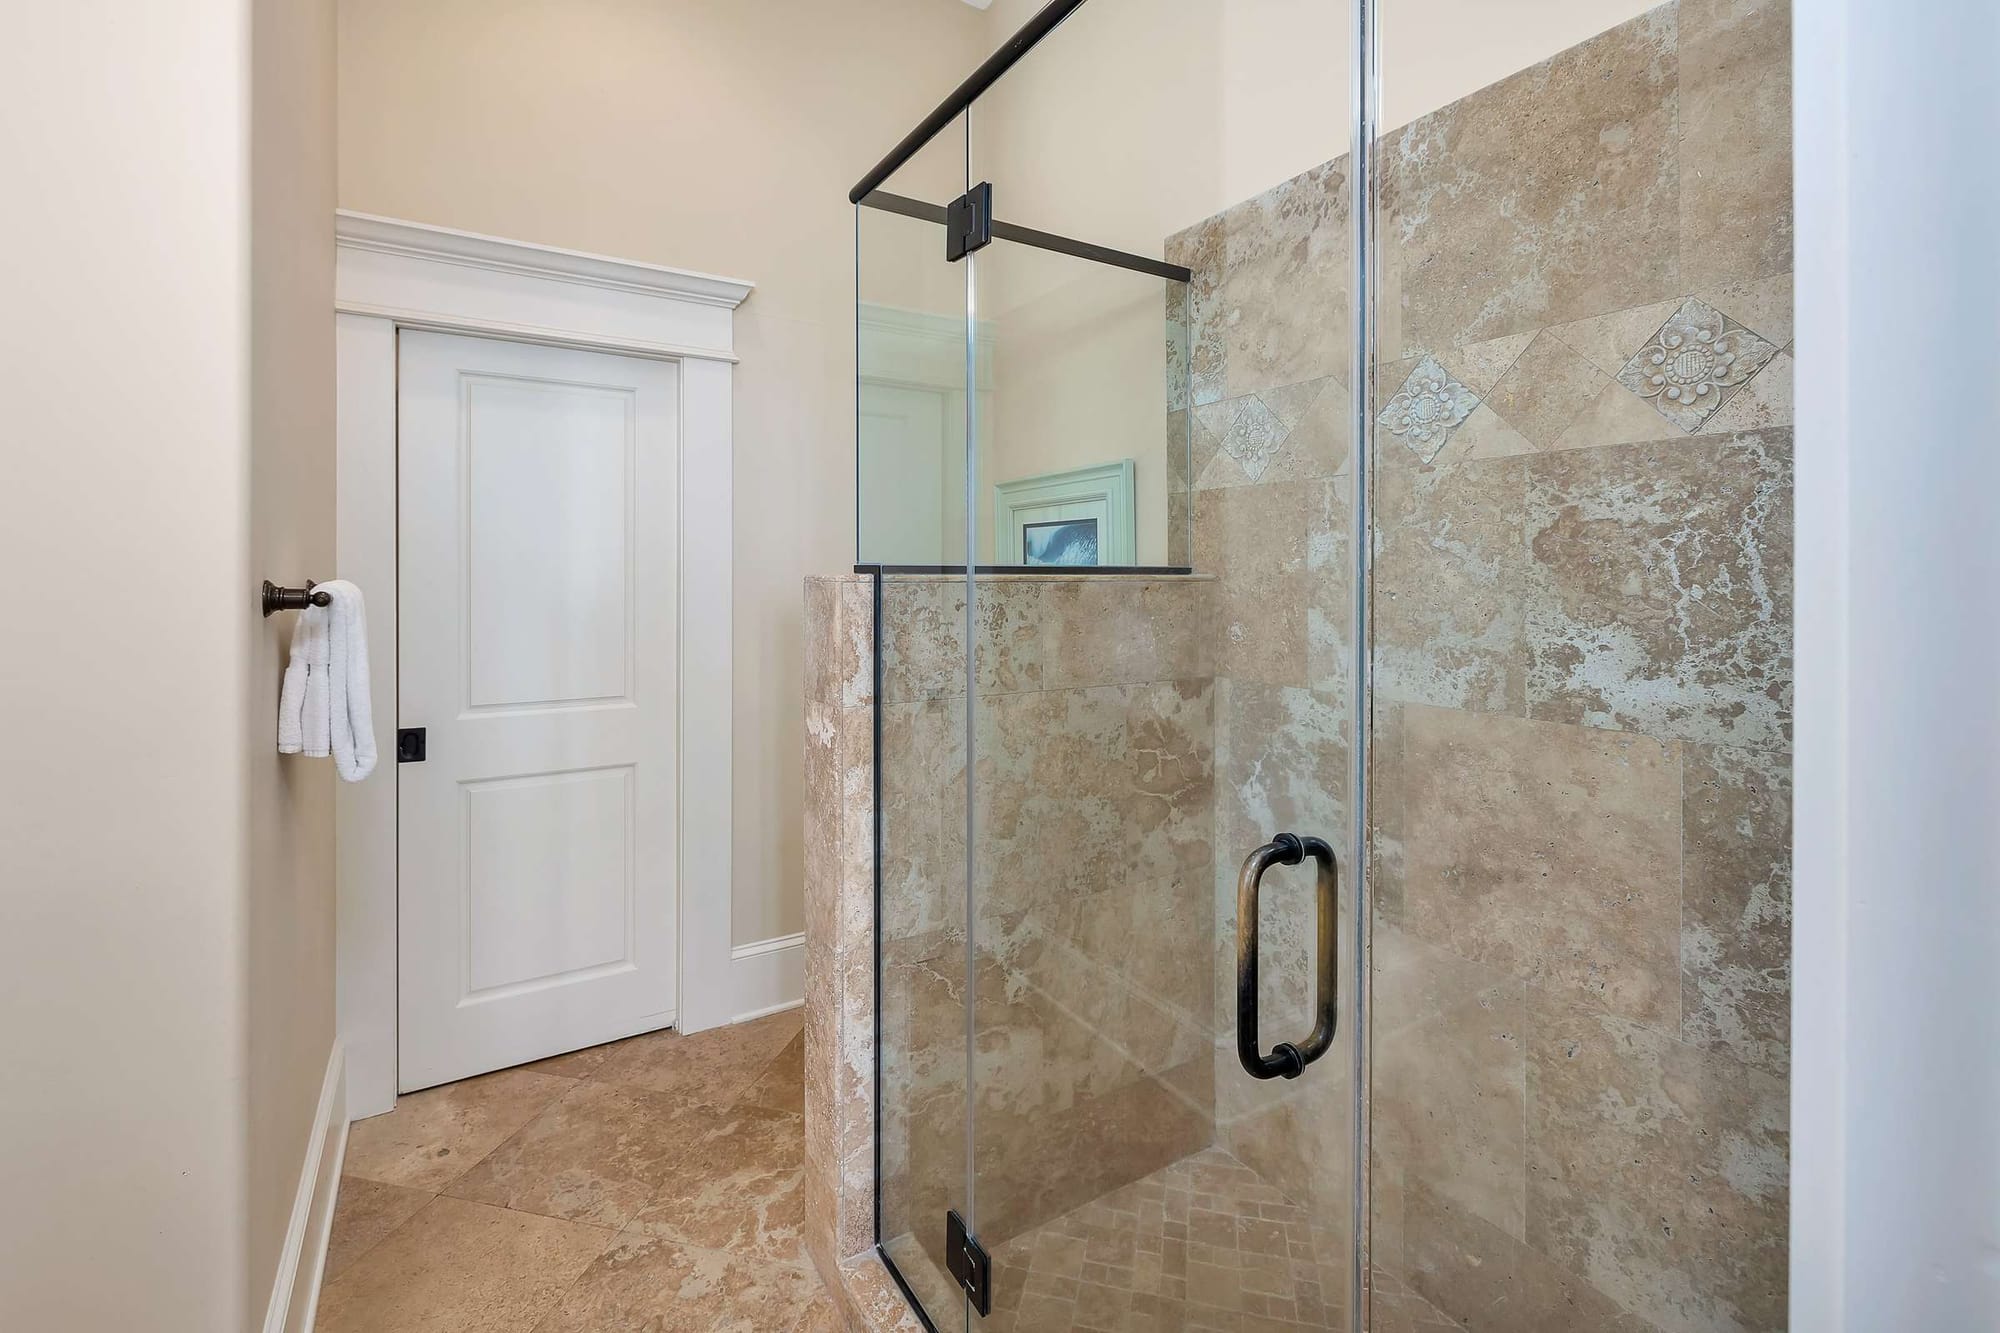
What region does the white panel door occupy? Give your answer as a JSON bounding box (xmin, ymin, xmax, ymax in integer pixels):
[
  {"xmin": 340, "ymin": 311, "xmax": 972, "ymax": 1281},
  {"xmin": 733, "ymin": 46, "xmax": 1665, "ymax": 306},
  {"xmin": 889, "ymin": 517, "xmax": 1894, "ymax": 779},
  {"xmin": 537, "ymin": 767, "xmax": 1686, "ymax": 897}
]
[{"xmin": 396, "ymin": 330, "xmax": 679, "ymax": 1092}]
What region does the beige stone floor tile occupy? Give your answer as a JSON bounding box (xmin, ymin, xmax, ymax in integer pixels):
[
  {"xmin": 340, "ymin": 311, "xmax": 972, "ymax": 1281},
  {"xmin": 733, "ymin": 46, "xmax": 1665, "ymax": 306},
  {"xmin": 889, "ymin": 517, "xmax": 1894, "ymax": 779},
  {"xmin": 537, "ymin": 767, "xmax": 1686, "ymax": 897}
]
[
  {"xmin": 628, "ymin": 1103, "xmax": 808, "ymax": 1266},
  {"xmin": 738, "ymin": 1031, "xmax": 806, "ymax": 1115},
  {"xmin": 530, "ymin": 1233, "xmax": 822, "ymax": 1333},
  {"xmin": 315, "ymin": 1196, "xmax": 614, "ymax": 1333},
  {"xmin": 841, "ymin": 1251, "xmax": 934, "ymax": 1332},
  {"xmin": 980, "ymin": 1146, "xmax": 1349, "ymax": 1332},
  {"xmin": 444, "ymin": 1080, "xmax": 711, "ymax": 1229},
  {"xmin": 323, "ymin": 1175, "xmax": 434, "ymax": 1280},
  {"xmin": 1370, "ymin": 1266, "xmax": 1466, "ymax": 1332},
  {"xmin": 519, "ymin": 1036, "xmax": 630, "ymax": 1080},
  {"xmin": 791, "ymin": 1288, "xmax": 847, "ymax": 1333},
  {"xmin": 343, "ymin": 1068, "xmax": 575, "ymax": 1191},
  {"xmin": 592, "ymin": 1007, "xmax": 804, "ymax": 1107}
]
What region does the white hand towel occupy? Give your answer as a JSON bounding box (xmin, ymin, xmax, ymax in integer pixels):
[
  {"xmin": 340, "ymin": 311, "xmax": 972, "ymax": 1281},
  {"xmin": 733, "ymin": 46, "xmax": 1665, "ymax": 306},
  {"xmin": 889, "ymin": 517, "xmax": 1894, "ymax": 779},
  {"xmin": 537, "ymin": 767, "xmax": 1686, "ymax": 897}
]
[
  {"xmin": 276, "ymin": 605, "xmax": 314, "ymax": 754},
  {"xmin": 300, "ymin": 603, "xmax": 332, "ymax": 759},
  {"xmin": 319, "ymin": 579, "xmax": 377, "ymax": 783}
]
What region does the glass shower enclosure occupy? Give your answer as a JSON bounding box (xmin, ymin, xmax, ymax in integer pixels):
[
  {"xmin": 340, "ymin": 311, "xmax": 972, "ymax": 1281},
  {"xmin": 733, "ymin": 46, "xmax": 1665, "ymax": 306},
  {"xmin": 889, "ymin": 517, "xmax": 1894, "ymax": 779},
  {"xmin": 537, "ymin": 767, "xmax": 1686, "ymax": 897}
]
[{"xmin": 853, "ymin": 1, "xmax": 1793, "ymax": 1329}]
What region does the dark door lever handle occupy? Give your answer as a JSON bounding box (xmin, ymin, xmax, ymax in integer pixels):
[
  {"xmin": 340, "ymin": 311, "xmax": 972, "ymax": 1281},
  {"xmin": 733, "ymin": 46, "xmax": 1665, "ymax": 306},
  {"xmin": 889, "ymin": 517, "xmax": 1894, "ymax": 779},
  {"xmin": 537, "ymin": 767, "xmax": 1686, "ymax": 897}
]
[{"xmin": 1236, "ymin": 832, "xmax": 1339, "ymax": 1080}]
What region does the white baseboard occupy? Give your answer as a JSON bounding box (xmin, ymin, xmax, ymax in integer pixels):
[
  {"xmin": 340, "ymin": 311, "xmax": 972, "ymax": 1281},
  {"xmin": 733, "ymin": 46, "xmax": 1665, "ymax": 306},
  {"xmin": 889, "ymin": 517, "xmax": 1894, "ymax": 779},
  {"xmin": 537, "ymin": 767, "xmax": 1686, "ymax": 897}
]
[
  {"xmin": 726, "ymin": 932, "xmax": 805, "ymax": 1026},
  {"xmin": 263, "ymin": 1043, "xmax": 348, "ymax": 1333}
]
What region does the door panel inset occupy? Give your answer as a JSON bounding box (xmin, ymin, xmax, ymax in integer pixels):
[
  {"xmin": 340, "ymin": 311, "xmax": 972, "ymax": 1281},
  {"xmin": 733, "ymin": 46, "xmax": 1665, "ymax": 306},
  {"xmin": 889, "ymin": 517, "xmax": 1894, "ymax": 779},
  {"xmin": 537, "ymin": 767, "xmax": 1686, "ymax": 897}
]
[
  {"xmin": 461, "ymin": 374, "xmax": 635, "ymax": 712},
  {"xmin": 462, "ymin": 765, "xmax": 635, "ymax": 998}
]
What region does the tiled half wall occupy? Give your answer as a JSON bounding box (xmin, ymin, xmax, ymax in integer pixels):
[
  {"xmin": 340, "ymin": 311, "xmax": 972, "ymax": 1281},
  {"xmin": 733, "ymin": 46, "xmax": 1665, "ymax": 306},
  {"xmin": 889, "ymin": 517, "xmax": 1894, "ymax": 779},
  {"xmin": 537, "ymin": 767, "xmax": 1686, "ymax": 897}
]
[{"xmin": 803, "ymin": 573, "xmax": 1223, "ymax": 1327}]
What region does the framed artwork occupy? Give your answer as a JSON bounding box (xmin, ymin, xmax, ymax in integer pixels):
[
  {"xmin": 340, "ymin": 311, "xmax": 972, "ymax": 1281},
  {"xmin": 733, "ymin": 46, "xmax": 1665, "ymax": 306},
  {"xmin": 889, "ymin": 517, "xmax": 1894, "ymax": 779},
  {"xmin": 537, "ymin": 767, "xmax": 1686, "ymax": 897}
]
[{"xmin": 993, "ymin": 460, "xmax": 1137, "ymax": 567}]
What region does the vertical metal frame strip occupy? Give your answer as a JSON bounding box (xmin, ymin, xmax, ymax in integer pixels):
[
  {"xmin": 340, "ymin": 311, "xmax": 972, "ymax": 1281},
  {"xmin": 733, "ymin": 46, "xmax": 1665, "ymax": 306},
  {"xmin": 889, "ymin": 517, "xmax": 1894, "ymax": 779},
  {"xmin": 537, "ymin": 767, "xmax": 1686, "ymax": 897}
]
[
  {"xmin": 959, "ymin": 112, "xmax": 981, "ymax": 1331},
  {"xmin": 1348, "ymin": 0, "xmax": 1380, "ymax": 1327}
]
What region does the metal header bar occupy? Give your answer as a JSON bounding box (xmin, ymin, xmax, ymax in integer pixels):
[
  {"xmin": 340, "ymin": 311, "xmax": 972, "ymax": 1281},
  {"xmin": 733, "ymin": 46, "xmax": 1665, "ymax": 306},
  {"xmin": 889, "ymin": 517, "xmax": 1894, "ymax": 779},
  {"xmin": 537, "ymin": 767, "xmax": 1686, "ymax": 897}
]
[
  {"xmin": 859, "ymin": 190, "xmax": 1192, "ymax": 285},
  {"xmin": 848, "ymin": 0, "xmax": 1090, "ymax": 204}
]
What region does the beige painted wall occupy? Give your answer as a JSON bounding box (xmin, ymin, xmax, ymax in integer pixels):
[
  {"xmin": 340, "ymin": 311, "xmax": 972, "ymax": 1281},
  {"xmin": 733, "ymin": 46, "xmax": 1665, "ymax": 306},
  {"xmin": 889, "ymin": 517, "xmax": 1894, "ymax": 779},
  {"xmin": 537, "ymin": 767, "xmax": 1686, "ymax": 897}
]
[
  {"xmin": 0, "ymin": 1, "xmax": 338, "ymax": 1325},
  {"xmin": 985, "ymin": 0, "xmax": 1664, "ymax": 240},
  {"xmin": 247, "ymin": 0, "xmax": 340, "ymax": 1316},
  {"xmin": 0, "ymin": 5, "xmax": 255, "ymax": 1329},
  {"xmin": 338, "ymin": 0, "xmax": 991, "ymax": 947}
]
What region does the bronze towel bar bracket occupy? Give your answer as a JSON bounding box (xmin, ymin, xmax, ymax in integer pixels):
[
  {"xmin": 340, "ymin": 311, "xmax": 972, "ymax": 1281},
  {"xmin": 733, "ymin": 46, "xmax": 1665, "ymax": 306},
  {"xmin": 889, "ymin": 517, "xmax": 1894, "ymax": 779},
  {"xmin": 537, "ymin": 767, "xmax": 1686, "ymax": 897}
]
[{"xmin": 261, "ymin": 580, "xmax": 331, "ymax": 617}]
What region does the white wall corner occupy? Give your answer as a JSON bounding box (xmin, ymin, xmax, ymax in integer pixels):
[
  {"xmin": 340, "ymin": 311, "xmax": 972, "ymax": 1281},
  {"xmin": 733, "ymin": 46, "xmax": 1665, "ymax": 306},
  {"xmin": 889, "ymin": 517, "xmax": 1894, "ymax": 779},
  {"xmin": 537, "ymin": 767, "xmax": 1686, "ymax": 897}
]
[{"xmin": 1791, "ymin": 3, "xmax": 2000, "ymax": 1330}]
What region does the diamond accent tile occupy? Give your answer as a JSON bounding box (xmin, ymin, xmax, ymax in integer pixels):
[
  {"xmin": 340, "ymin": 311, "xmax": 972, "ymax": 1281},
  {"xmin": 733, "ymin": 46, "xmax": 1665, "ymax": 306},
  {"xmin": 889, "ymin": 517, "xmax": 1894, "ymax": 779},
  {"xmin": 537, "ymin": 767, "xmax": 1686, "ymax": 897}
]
[
  {"xmin": 1379, "ymin": 355, "xmax": 1478, "ymax": 462},
  {"xmin": 1617, "ymin": 297, "xmax": 1778, "ymax": 432},
  {"xmin": 1218, "ymin": 393, "xmax": 1288, "ymax": 482}
]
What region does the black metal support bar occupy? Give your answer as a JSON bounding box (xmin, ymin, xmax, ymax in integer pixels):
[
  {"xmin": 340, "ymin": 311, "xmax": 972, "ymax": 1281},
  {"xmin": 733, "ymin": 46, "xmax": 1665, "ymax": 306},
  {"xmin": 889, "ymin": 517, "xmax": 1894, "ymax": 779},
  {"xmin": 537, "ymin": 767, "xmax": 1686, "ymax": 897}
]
[
  {"xmin": 859, "ymin": 190, "xmax": 947, "ymax": 225},
  {"xmin": 849, "ymin": 0, "xmax": 1090, "ymax": 204},
  {"xmin": 859, "ymin": 190, "xmax": 1193, "ymax": 284},
  {"xmin": 992, "ymin": 217, "xmax": 1191, "ymax": 284},
  {"xmin": 854, "ymin": 564, "xmax": 1193, "ymax": 577}
]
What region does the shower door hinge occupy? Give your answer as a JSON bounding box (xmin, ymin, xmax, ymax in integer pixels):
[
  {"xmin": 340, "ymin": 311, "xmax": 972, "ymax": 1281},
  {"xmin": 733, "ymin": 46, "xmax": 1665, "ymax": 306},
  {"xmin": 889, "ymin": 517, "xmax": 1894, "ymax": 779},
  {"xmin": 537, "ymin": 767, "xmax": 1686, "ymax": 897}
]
[
  {"xmin": 945, "ymin": 182, "xmax": 993, "ymax": 263},
  {"xmin": 945, "ymin": 1209, "xmax": 992, "ymax": 1316}
]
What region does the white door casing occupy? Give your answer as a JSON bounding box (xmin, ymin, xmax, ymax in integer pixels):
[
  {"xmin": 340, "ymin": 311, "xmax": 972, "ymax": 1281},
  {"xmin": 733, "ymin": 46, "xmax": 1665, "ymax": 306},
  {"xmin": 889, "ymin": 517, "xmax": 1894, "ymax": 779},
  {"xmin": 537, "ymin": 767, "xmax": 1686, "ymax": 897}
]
[
  {"xmin": 396, "ymin": 332, "xmax": 680, "ymax": 1090},
  {"xmin": 336, "ymin": 213, "xmax": 755, "ymax": 1118}
]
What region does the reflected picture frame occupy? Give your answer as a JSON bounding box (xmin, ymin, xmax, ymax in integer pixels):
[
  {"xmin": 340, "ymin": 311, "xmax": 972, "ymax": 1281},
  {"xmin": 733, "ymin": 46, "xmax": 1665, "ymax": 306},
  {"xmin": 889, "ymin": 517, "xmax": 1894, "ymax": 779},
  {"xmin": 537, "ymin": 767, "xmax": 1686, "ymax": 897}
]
[{"xmin": 992, "ymin": 459, "xmax": 1137, "ymax": 567}]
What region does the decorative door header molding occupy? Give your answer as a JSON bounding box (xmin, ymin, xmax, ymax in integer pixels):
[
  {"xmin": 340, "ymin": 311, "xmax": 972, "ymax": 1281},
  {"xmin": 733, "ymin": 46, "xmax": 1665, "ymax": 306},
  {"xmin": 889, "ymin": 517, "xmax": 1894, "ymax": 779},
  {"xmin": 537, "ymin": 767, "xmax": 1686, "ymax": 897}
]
[{"xmin": 334, "ymin": 210, "xmax": 754, "ymax": 362}]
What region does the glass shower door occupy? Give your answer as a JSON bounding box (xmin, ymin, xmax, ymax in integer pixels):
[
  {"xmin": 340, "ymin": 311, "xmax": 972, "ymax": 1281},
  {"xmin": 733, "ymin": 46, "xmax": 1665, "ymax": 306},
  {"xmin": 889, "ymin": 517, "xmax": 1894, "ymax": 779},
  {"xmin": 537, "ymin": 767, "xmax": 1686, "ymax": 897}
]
[
  {"xmin": 955, "ymin": 3, "xmax": 1367, "ymax": 1322},
  {"xmin": 857, "ymin": 113, "xmax": 978, "ymax": 1333}
]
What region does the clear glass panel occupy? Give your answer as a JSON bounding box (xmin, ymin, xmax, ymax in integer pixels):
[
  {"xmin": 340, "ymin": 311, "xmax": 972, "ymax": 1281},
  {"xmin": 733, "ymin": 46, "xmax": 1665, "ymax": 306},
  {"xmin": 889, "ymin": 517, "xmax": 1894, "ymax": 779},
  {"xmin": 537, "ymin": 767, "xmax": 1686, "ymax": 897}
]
[
  {"xmin": 958, "ymin": 0, "xmax": 1358, "ymax": 1326},
  {"xmin": 857, "ymin": 117, "xmax": 973, "ymax": 569},
  {"xmin": 1366, "ymin": 3, "xmax": 1795, "ymax": 1330},
  {"xmin": 861, "ymin": 115, "xmax": 974, "ymax": 1331},
  {"xmin": 875, "ymin": 570, "xmax": 973, "ymax": 1329}
]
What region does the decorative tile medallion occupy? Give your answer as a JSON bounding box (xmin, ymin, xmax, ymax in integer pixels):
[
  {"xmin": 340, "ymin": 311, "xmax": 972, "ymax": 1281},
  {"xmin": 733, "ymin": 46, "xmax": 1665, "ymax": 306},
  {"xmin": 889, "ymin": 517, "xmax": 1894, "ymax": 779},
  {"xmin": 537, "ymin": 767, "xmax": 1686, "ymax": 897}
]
[
  {"xmin": 1379, "ymin": 355, "xmax": 1478, "ymax": 462},
  {"xmin": 1618, "ymin": 297, "xmax": 1779, "ymax": 432}
]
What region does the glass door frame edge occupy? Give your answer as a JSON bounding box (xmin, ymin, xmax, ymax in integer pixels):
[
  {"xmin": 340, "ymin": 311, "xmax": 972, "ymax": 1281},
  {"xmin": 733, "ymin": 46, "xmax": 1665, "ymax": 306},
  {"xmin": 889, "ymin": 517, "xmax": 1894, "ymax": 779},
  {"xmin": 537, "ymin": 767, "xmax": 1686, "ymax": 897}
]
[{"xmin": 1349, "ymin": 0, "xmax": 1380, "ymax": 1329}]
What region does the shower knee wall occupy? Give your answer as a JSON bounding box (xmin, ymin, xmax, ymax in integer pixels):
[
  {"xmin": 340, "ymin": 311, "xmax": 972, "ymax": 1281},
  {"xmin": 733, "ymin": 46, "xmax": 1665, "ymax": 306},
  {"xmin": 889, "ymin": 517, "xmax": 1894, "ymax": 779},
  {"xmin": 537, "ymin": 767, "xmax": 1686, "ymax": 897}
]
[{"xmin": 804, "ymin": 572, "xmax": 1224, "ymax": 1291}]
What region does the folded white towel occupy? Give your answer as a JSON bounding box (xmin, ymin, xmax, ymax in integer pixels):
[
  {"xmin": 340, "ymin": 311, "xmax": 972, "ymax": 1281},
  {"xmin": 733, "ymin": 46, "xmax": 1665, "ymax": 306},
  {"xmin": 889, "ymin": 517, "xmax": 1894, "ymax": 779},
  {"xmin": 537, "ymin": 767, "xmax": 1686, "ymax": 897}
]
[
  {"xmin": 276, "ymin": 604, "xmax": 314, "ymax": 754},
  {"xmin": 274, "ymin": 581, "xmax": 375, "ymax": 782},
  {"xmin": 300, "ymin": 604, "xmax": 332, "ymax": 759},
  {"xmin": 319, "ymin": 579, "xmax": 377, "ymax": 783}
]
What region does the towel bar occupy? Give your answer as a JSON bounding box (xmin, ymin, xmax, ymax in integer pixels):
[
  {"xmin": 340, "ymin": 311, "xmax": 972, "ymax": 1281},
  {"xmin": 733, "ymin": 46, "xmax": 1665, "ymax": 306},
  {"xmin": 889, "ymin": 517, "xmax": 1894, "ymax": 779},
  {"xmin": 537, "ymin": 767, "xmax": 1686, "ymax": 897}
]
[{"xmin": 262, "ymin": 580, "xmax": 331, "ymax": 617}]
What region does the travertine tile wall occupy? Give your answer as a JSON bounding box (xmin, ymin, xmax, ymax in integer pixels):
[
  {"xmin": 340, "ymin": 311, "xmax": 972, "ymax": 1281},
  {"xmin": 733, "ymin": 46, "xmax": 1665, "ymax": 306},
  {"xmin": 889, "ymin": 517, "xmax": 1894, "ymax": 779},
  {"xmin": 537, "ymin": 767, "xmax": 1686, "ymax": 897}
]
[
  {"xmin": 803, "ymin": 573, "xmax": 1222, "ymax": 1320},
  {"xmin": 1168, "ymin": 2, "xmax": 1793, "ymax": 1330}
]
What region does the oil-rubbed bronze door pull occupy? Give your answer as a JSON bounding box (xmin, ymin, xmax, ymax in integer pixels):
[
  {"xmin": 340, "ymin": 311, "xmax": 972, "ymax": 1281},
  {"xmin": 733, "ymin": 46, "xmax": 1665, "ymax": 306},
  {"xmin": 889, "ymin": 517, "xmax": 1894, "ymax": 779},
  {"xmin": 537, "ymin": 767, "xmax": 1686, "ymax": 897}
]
[{"xmin": 1235, "ymin": 832, "xmax": 1339, "ymax": 1080}]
